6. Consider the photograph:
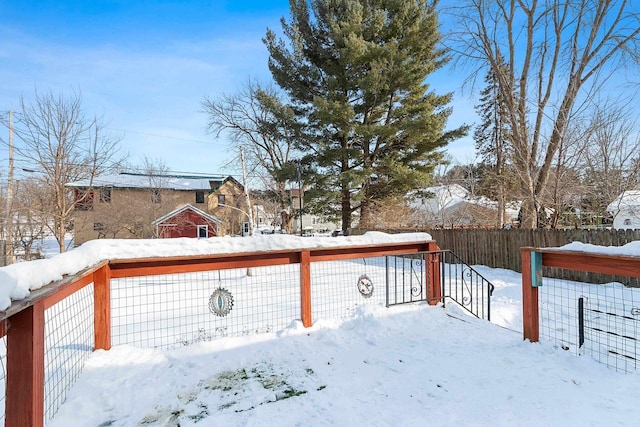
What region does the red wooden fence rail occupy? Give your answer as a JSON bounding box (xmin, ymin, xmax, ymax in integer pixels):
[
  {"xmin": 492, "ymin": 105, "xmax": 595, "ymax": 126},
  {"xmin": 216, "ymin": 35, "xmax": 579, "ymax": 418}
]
[
  {"xmin": 0, "ymin": 240, "xmax": 440, "ymax": 427},
  {"xmin": 521, "ymin": 247, "xmax": 640, "ymax": 343}
]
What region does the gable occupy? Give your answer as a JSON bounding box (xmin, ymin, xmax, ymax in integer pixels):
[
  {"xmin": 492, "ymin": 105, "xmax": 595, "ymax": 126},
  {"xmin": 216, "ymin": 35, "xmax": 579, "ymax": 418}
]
[
  {"xmin": 153, "ymin": 204, "xmax": 222, "ymax": 225},
  {"xmin": 210, "ymin": 176, "xmax": 244, "ymax": 193}
]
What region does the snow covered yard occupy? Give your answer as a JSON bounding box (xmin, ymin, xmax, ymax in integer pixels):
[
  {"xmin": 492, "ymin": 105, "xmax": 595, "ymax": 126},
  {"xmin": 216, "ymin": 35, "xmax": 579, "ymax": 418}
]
[
  {"xmin": 3, "ymin": 232, "xmax": 640, "ymax": 426},
  {"xmin": 49, "ymin": 301, "xmax": 640, "ymax": 427}
]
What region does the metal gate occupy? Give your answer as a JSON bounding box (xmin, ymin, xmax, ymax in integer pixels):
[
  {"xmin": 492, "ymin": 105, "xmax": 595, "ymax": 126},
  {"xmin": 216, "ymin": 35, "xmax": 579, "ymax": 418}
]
[{"xmin": 385, "ymin": 250, "xmax": 494, "ymax": 321}]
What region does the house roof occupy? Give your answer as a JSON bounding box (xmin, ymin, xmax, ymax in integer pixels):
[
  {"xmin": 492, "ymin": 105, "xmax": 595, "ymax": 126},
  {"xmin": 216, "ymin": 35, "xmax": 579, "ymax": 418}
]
[
  {"xmin": 410, "ymin": 184, "xmax": 521, "ymax": 220},
  {"xmin": 410, "ymin": 184, "xmax": 470, "ymax": 209},
  {"xmin": 66, "ymin": 172, "xmax": 239, "ymax": 192},
  {"xmin": 152, "ymin": 204, "xmax": 222, "ymax": 225},
  {"xmin": 607, "ymin": 190, "xmax": 640, "ymax": 212}
]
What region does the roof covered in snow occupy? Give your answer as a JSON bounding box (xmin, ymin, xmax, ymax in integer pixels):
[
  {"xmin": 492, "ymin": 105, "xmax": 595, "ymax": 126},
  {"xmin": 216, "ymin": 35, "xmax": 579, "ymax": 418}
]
[
  {"xmin": 607, "ymin": 190, "xmax": 640, "ymax": 211},
  {"xmin": 66, "ymin": 172, "xmax": 237, "ymax": 192},
  {"xmin": 411, "ymin": 184, "xmax": 469, "ymax": 209}
]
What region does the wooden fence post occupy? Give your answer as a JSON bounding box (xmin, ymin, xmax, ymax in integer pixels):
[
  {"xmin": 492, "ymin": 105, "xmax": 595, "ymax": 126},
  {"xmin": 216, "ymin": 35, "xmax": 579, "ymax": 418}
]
[
  {"xmin": 6, "ymin": 301, "xmax": 45, "ymax": 427},
  {"xmin": 93, "ymin": 265, "xmax": 111, "ymax": 350},
  {"xmin": 427, "ymin": 242, "xmax": 442, "ymax": 305},
  {"xmin": 521, "ymin": 248, "xmax": 539, "ymax": 342},
  {"xmin": 300, "ymin": 250, "xmax": 312, "ymax": 327}
]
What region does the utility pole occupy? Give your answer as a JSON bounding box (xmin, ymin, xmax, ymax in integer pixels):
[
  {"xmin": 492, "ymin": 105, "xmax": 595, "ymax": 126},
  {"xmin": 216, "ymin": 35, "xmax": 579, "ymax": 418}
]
[
  {"xmin": 4, "ymin": 110, "xmax": 14, "ymax": 265},
  {"xmin": 239, "ymin": 146, "xmax": 254, "ymax": 236},
  {"xmin": 239, "ymin": 146, "xmax": 254, "ymax": 277}
]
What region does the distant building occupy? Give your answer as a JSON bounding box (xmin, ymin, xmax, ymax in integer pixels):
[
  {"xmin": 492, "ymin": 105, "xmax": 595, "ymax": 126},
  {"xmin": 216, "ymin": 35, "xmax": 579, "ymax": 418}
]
[
  {"xmin": 66, "ymin": 172, "xmax": 247, "ymax": 244},
  {"xmin": 289, "ymin": 188, "xmax": 340, "ymax": 235},
  {"xmin": 408, "ymin": 184, "xmax": 519, "ymax": 228},
  {"xmin": 153, "ymin": 205, "xmax": 221, "ymax": 238},
  {"xmin": 607, "ymin": 190, "xmax": 640, "ymax": 229}
]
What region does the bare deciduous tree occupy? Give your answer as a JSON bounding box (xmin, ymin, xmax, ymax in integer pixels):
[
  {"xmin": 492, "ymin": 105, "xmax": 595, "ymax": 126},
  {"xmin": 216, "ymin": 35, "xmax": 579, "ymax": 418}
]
[
  {"xmin": 580, "ymin": 99, "xmax": 640, "ymax": 223},
  {"xmin": 11, "ymin": 178, "xmax": 49, "ymax": 260},
  {"xmin": 1, "ymin": 90, "xmax": 122, "ymax": 252},
  {"xmin": 202, "ymin": 80, "xmax": 300, "ymax": 232},
  {"xmin": 447, "ymin": 0, "xmax": 640, "ymax": 228},
  {"xmin": 89, "ymin": 157, "xmax": 171, "ymax": 239}
]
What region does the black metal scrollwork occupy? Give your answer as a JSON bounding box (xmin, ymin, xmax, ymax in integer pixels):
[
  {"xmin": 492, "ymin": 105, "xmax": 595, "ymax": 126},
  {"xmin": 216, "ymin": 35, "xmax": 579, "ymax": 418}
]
[
  {"xmin": 410, "ymin": 258, "xmax": 423, "ymax": 297},
  {"xmin": 461, "ymin": 267, "xmax": 473, "ymax": 307}
]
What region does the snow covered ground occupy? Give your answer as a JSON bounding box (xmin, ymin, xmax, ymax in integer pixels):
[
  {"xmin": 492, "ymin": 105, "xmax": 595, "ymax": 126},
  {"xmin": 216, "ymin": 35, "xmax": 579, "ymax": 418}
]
[
  {"xmin": 38, "ymin": 234, "xmax": 640, "ymax": 426},
  {"xmin": 49, "ymin": 302, "xmax": 640, "ymax": 427}
]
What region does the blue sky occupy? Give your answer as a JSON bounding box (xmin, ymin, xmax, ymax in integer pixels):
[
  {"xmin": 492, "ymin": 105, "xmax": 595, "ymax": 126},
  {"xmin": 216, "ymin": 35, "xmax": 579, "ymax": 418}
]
[{"xmin": 0, "ymin": 0, "xmax": 476, "ymax": 176}]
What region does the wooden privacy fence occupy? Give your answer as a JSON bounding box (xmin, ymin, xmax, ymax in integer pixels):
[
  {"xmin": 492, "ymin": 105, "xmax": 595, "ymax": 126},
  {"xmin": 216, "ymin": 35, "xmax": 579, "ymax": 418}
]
[{"xmin": 0, "ymin": 240, "xmax": 441, "ymax": 427}]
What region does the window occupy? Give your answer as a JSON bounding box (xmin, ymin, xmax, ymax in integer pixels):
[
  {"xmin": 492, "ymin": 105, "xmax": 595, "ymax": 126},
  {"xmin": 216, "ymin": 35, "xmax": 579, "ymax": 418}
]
[
  {"xmin": 218, "ymin": 194, "xmax": 225, "ymax": 205},
  {"xmin": 93, "ymin": 223, "xmax": 105, "ymax": 231},
  {"xmin": 624, "ymin": 218, "xmax": 632, "ymax": 226},
  {"xmin": 197, "ymin": 225, "xmax": 208, "ymax": 238},
  {"xmin": 151, "ymin": 189, "xmax": 161, "ymax": 203},
  {"xmin": 100, "ymin": 188, "xmax": 111, "ymax": 203},
  {"xmin": 196, "ymin": 191, "xmax": 205, "ymax": 204},
  {"xmin": 74, "ymin": 189, "xmax": 94, "ymax": 211}
]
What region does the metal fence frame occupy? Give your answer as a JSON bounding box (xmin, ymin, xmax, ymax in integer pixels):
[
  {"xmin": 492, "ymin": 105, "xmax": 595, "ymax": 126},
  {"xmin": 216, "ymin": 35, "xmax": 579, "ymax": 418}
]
[{"xmin": 385, "ymin": 250, "xmax": 494, "ymax": 321}]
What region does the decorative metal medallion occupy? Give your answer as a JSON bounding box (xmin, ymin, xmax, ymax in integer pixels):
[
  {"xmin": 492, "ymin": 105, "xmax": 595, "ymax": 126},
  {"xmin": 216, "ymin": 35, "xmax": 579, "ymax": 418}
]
[
  {"xmin": 208, "ymin": 288, "xmax": 234, "ymax": 317},
  {"xmin": 357, "ymin": 275, "xmax": 374, "ymax": 298}
]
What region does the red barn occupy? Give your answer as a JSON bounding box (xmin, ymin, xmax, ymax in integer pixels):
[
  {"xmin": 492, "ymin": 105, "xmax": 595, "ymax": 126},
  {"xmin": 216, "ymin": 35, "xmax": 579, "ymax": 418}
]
[{"xmin": 153, "ymin": 205, "xmax": 222, "ymax": 239}]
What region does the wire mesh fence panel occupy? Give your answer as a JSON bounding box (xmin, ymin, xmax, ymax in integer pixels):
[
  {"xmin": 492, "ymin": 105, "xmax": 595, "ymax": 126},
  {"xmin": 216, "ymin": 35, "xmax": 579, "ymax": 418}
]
[
  {"xmin": 539, "ymin": 276, "xmax": 585, "ymax": 355},
  {"xmin": 310, "ymin": 257, "xmax": 387, "ymax": 322},
  {"xmin": 0, "ymin": 335, "xmax": 6, "ymax": 425},
  {"xmin": 44, "ymin": 283, "xmax": 95, "ymax": 423},
  {"xmin": 111, "ymin": 264, "xmax": 300, "ymax": 349},
  {"xmin": 581, "ymin": 290, "xmax": 640, "ymax": 373},
  {"xmin": 385, "ymin": 254, "xmax": 427, "ymax": 306},
  {"xmin": 539, "ymin": 271, "xmax": 640, "ymax": 372}
]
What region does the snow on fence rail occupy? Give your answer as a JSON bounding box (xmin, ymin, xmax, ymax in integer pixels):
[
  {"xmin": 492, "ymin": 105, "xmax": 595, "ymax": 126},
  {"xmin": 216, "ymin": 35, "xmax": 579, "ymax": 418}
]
[
  {"xmin": 0, "ymin": 239, "xmax": 439, "ymax": 427},
  {"xmin": 521, "ymin": 247, "xmax": 640, "ymax": 374}
]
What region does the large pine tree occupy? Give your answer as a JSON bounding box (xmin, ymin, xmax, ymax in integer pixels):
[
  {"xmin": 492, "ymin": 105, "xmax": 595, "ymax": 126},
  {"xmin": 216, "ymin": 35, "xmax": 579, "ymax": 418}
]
[{"xmin": 264, "ymin": 0, "xmax": 467, "ymax": 232}]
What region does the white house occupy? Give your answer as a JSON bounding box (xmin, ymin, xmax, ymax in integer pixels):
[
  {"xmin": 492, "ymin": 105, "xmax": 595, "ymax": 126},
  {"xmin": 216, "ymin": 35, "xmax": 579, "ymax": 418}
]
[
  {"xmin": 408, "ymin": 184, "xmax": 519, "ymax": 228},
  {"xmin": 607, "ymin": 190, "xmax": 640, "ymax": 229}
]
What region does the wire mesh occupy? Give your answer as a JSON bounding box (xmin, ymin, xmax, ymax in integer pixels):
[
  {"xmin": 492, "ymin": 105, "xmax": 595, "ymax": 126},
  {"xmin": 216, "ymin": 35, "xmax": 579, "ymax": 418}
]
[
  {"xmin": 44, "ymin": 283, "xmax": 95, "ymax": 422},
  {"xmin": 582, "ymin": 295, "xmax": 640, "ymax": 374},
  {"xmin": 111, "ymin": 264, "xmax": 300, "ymax": 349},
  {"xmin": 539, "ymin": 275, "xmax": 583, "ymax": 354},
  {"xmin": 539, "ymin": 270, "xmax": 640, "ymax": 373},
  {"xmin": 0, "ymin": 334, "xmax": 6, "ymax": 425},
  {"xmin": 311, "ymin": 256, "xmax": 387, "ymax": 322}
]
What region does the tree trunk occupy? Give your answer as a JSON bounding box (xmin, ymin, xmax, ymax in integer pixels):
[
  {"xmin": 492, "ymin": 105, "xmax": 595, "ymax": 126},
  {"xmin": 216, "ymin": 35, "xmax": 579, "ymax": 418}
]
[
  {"xmin": 57, "ymin": 220, "xmax": 66, "ymax": 253},
  {"xmin": 520, "ymin": 199, "xmax": 537, "ymax": 229},
  {"xmin": 341, "ymin": 186, "xmax": 351, "ymax": 234},
  {"xmin": 359, "ymin": 199, "xmax": 373, "ymax": 229}
]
